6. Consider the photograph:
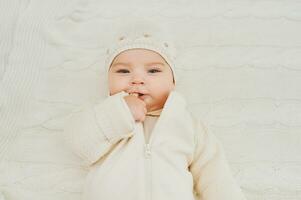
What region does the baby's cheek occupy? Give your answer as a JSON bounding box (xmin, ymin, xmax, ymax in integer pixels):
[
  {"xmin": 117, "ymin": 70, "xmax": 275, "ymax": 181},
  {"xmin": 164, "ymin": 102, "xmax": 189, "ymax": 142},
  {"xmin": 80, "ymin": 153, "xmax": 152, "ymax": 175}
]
[
  {"xmin": 110, "ymin": 78, "xmax": 128, "ymax": 92},
  {"xmin": 108, "ymin": 84, "xmax": 122, "ymax": 95}
]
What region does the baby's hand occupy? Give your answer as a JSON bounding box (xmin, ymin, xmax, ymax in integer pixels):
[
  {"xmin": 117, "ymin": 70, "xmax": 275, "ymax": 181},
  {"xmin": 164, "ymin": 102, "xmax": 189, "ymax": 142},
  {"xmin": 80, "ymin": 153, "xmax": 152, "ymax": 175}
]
[{"xmin": 124, "ymin": 93, "xmax": 147, "ymax": 122}]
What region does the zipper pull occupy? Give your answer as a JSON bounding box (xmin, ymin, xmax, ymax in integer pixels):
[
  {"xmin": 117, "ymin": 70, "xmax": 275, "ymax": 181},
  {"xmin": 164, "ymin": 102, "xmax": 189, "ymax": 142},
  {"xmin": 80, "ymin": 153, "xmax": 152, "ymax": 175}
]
[{"xmin": 144, "ymin": 144, "xmax": 152, "ymax": 158}]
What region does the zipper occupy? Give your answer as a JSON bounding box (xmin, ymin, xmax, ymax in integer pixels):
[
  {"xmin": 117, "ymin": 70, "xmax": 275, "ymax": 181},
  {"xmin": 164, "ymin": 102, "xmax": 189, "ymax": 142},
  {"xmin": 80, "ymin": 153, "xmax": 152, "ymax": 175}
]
[
  {"xmin": 141, "ymin": 93, "xmax": 173, "ymax": 200},
  {"xmin": 144, "ymin": 143, "xmax": 152, "ymax": 200},
  {"xmin": 144, "ymin": 143, "xmax": 152, "ymax": 158},
  {"xmin": 141, "ymin": 100, "xmax": 170, "ymax": 200}
]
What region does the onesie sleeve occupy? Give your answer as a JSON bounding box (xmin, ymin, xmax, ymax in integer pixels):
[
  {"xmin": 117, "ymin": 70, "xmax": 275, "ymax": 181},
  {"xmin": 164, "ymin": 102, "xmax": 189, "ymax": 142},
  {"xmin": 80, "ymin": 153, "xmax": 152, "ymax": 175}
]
[
  {"xmin": 189, "ymin": 120, "xmax": 247, "ymax": 200},
  {"xmin": 63, "ymin": 91, "xmax": 135, "ymax": 166}
]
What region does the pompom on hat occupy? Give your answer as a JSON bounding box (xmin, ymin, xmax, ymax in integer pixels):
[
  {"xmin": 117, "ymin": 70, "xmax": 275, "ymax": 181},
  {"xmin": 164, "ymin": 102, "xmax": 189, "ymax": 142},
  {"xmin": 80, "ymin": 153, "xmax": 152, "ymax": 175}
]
[{"xmin": 104, "ymin": 20, "xmax": 177, "ymax": 96}]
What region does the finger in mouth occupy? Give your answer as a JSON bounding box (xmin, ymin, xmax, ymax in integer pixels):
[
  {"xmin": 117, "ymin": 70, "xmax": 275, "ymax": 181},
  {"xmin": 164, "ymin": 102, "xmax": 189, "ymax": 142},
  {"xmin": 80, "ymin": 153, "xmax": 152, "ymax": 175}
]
[{"xmin": 129, "ymin": 93, "xmax": 139, "ymax": 97}]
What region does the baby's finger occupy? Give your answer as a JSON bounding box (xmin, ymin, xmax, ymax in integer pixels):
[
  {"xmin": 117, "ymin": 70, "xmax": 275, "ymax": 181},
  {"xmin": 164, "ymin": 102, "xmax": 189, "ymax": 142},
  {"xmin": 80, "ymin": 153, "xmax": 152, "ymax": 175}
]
[
  {"xmin": 142, "ymin": 97, "xmax": 150, "ymax": 106},
  {"xmin": 140, "ymin": 114, "xmax": 146, "ymax": 122}
]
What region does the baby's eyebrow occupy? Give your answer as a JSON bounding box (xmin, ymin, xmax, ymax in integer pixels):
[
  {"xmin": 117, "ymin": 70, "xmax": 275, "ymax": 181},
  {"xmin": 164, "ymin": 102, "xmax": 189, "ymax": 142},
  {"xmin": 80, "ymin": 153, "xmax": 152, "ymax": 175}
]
[
  {"xmin": 145, "ymin": 62, "xmax": 165, "ymax": 67},
  {"xmin": 111, "ymin": 62, "xmax": 166, "ymax": 68},
  {"xmin": 111, "ymin": 62, "xmax": 131, "ymax": 68}
]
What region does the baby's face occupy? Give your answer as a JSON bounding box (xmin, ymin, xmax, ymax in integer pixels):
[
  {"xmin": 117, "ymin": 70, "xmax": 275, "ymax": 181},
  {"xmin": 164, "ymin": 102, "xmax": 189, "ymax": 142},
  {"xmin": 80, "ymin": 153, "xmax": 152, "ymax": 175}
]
[{"xmin": 108, "ymin": 48, "xmax": 175, "ymax": 112}]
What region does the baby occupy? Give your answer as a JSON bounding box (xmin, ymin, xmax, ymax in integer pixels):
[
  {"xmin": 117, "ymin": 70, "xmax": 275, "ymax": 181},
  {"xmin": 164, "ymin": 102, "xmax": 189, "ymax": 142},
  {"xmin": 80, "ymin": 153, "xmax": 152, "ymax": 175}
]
[{"xmin": 63, "ymin": 21, "xmax": 247, "ymax": 200}]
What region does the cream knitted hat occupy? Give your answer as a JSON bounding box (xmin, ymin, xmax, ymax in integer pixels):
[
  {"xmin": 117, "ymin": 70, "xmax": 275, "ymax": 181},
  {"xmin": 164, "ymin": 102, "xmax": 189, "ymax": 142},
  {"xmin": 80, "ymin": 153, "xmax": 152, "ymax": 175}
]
[{"xmin": 104, "ymin": 20, "xmax": 177, "ymax": 96}]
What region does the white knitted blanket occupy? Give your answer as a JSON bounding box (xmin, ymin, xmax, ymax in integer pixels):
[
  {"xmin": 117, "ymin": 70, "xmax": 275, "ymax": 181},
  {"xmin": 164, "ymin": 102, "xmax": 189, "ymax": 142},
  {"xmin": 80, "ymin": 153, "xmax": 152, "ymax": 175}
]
[{"xmin": 1, "ymin": 0, "xmax": 301, "ymax": 199}]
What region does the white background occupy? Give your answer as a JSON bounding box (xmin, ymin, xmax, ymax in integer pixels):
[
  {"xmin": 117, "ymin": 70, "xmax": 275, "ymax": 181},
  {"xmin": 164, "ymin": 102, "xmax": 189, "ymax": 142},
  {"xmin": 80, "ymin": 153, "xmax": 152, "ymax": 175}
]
[{"xmin": 1, "ymin": 0, "xmax": 301, "ymax": 199}]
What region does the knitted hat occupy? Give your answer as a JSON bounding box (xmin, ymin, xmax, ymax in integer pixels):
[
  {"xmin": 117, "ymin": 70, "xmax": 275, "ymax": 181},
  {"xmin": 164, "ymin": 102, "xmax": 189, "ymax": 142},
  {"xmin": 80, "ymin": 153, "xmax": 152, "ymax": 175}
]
[{"xmin": 104, "ymin": 20, "xmax": 177, "ymax": 96}]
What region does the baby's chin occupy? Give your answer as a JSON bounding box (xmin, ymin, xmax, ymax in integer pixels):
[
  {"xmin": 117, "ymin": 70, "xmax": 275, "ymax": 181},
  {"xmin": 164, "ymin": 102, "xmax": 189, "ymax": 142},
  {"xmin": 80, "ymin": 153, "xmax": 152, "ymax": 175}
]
[{"xmin": 145, "ymin": 101, "xmax": 164, "ymax": 112}]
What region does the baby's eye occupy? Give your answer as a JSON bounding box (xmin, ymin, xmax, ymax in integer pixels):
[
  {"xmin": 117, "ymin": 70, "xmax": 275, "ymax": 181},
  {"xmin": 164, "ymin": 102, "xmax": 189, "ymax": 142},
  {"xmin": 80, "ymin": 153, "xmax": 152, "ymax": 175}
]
[
  {"xmin": 116, "ymin": 69, "xmax": 130, "ymax": 73},
  {"xmin": 148, "ymin": 68, "xmax": 161, "ymax": 73}
]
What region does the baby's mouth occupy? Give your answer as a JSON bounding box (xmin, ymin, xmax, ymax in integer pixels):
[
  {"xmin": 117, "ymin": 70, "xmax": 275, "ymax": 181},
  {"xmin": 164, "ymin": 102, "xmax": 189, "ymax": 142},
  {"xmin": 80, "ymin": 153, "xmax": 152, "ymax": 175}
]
[
  {"xmin": 128, "ymin": 92, "xmax": 148, "ymax": 99},
  {"xmin": 129, "ymin": 92, "xmax": 144, "ymax": 97}
]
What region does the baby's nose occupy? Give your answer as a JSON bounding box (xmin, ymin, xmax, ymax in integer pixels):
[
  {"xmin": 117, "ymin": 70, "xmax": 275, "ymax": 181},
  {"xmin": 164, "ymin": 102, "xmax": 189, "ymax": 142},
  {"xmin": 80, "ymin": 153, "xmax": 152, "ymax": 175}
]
[
  {"xmin": 131, "ymin": 78, "xmax": 144, "ymax": 85},
  {"xmin": 131, "ymin": 74, "xmax": 145, "ymax": 85}
]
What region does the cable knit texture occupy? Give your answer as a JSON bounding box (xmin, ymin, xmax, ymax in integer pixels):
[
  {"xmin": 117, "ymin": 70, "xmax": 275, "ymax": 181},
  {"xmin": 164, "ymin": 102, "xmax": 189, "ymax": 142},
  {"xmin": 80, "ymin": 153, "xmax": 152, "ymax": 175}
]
[{"xmin": 1, "ymin": 1, "xmax": 301, "ymax": 200}]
